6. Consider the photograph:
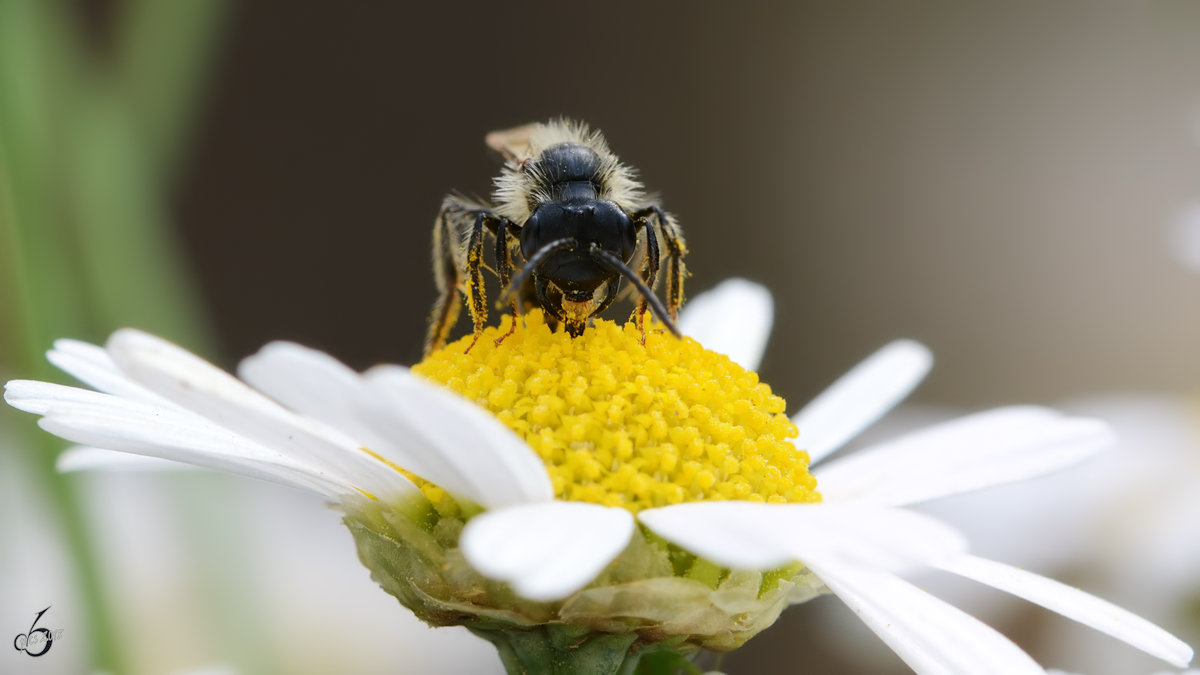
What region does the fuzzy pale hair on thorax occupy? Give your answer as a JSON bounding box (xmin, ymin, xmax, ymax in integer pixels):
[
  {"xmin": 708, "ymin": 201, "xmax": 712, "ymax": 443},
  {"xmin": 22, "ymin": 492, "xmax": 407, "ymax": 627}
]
[{"xmin": 489, "ymin": 119, "xmax": 645, "ymax": 223}]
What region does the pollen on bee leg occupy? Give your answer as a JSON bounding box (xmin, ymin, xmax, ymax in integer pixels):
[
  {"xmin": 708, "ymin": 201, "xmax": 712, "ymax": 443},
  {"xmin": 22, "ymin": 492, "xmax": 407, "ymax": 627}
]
[
  {"xmin": 463, "ymin": 332, "xmax": 482, "ymax": 354},
  {"xmin": 628, "ymin": 304, "xmax": 647, "ymax": 345},
  {"xmin": 493, "ymin": 312, "xmax": 520, "ymax": 347}
]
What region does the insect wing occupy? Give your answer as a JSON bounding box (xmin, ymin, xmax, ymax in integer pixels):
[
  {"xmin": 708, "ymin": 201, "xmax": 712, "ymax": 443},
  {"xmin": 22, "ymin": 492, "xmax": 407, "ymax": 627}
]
[{"xmin": 485, "ymin": 123, "xmax": 539, "ymax": 163}]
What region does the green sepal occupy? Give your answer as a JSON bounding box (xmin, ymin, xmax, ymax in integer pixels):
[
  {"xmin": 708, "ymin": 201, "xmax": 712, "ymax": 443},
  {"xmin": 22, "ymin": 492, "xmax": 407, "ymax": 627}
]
[{"xmin": 342, "ymin": 497, "xmax": 832, "ymax": 663}]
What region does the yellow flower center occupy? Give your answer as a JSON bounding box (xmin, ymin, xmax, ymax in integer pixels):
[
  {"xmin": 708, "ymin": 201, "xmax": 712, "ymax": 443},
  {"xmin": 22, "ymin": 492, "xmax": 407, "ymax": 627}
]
[{"xmin": 414, "ymin": 310, "xmax": 820, "ymax": 513}]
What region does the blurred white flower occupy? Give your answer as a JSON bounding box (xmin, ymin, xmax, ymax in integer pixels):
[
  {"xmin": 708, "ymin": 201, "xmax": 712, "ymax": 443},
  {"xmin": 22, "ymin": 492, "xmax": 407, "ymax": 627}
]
[{"xmin": 1166, "ymin": 203, "xmax": 1200, "ymax": 272}]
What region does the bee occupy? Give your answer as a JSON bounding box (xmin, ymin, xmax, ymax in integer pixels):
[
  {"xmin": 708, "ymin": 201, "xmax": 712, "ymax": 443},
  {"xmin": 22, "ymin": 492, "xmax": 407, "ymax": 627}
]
[{"xmin": 425, "ymin": 119, "xmax": 687, "ymax": 356}]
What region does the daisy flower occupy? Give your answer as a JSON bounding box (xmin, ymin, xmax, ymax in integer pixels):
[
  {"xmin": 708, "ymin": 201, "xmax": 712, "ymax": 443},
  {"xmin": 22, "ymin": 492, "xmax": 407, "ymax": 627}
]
[{"xmin": 4, "ymin": 279, "xmax": 1193, "ymax": 674}]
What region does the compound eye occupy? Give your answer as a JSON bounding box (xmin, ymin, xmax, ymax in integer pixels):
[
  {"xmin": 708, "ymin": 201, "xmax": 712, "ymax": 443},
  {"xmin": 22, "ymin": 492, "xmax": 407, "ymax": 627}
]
[
  {"xmin": 589, "ymin": 201, "xmax": 636, "ymax": 261},
  {"xmin": 519, "ymin": 209, "xmax": 547, "ymax": 257}
]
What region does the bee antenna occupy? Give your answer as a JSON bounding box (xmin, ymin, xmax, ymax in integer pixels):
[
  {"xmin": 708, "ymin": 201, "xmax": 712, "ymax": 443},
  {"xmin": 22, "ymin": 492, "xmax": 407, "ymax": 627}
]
[
  {"xmin": 502, "ymin": 237, "xmax": 578, "ymax": 303},
  {"xmin": 588, "ymin": 244, "xmax": 681, "ymax": 338}
]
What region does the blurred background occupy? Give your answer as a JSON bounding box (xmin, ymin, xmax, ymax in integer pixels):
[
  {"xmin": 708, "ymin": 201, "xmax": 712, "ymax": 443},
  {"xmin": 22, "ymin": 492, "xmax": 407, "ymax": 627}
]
[{"xmin": 2, "ymin": 1, "xmax": 1200, "ymax": 673}]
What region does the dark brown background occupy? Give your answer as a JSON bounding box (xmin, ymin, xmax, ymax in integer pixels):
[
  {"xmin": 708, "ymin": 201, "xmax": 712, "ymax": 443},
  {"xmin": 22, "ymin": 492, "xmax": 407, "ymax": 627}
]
[{"xmin": 170, "ymin": 2, "xmax": 1200, "ymax": 412}]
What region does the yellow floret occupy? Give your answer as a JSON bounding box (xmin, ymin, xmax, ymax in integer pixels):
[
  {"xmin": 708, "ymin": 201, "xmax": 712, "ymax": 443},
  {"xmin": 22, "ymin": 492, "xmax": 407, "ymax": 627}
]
[{"xmin": 413, "ymin": 310, "xmax": 820, "ymax": 513}]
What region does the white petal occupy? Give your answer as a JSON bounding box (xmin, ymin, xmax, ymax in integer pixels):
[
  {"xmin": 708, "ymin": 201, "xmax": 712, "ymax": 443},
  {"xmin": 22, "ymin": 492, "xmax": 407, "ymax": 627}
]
[
  {"xmin": 460, "ymin": 502, "xmax": 635, "ymax": 601},
  {"xmin": 238, "ymin": 341, "xmax": 369, "ymax": 437},
  {"xmin": 5, "ymin": 379, "xmax": 114, "ymax": 415},
  {"xmin": 638, "ymin": 501, "xmax": 966, "ymax": 572},
  {"xmin": 794, "ymin": 340, "xmax": 932, "ymax": 463},
  {"xmin": 242, "ymin": 339, "xmax": 554, "ymax": 509},
  {"xmin": 243, "ymin": 340, "xmax": 555, "ymax": 510},
  {"xmin": 26, "ymin": 389, "xmax": 345, "ymax": 496},
  {"xmin": 815, "ymin": 407, "xmax": 1113, "ymax": 505},
  {"xmin": 808, "ymin": 561, "xmax": 1044, "ymax": 675},
  {"xmin": 940, "ymin": 555, "xmax": 1194, "ymax": 668},
  {"xmin": 48, "ymin": 339, "xmax": 166, "ymax": 404},
  {"xmin": 351, "ymin": 365, "xmax": 553, "ymax": 509},
  {"xmin": 57, "ymin": 446, "xmax": 203, "ymax": 472},
  {"xmin": 105, "ymin": 329, "xmax": 418, "ymax": 503},
  {"xmin": 240, "ymin": 344, "xmax": 522, "ymax": 507},
  {"xmin": 676, "ymin": 278, "xmax": 773, "ymax": 371}
]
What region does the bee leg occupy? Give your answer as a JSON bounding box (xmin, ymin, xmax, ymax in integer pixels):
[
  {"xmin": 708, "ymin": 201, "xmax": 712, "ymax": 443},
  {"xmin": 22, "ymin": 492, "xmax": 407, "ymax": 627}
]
[
  {"xmin": 463, "ymin": 211, "xmax": 491, "ymax": 353},
  {"xmin": 492, "ymin": 218, "xmax": 522, "ymax": 346},
  {"xmin": 635, "ymin": 205, "xmax": 687, "ymax": 322},
  {"xmin": 630, "ymin": 214, "xmax": 662, "ymax": 343},
  {"xmin": 425, "ymin": 207, "xmax": 463, "ymax": 357}
]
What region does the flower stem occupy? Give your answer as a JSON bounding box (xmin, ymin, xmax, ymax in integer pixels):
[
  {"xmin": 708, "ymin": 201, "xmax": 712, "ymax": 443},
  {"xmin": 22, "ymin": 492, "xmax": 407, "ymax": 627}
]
[{"xmin": 469, "ymin": 626, "xmax": 701, "ymax": 675}]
